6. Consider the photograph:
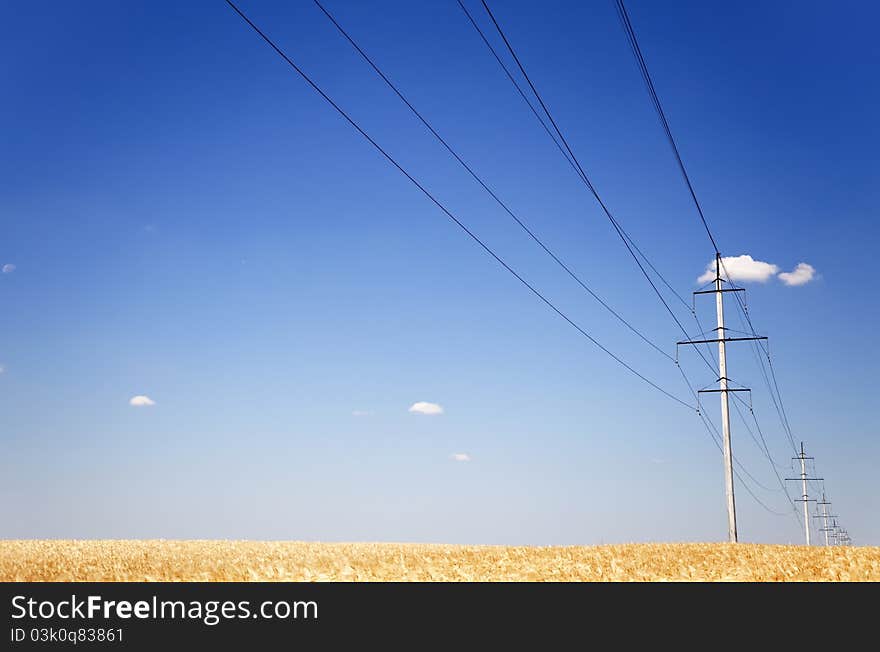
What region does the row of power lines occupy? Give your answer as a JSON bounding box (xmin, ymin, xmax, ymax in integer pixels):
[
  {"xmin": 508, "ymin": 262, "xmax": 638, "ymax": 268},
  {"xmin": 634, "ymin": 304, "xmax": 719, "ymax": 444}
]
[
  {"xmin": 224, "ymin": 0, "xmax": 852, "ymax": 545},
  {"xmin": 610, "ymin": 0, "xmax": 853, "ymax": 545}
]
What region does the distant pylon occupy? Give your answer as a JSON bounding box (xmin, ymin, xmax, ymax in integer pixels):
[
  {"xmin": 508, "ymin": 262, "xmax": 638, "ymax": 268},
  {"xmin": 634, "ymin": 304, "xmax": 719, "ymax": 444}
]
[
  {"xmin": 786, "ymin": 442, "xmax": 822, "ymax": 545},
  {"xmin": 813, "ymin": 493, "xmax": 836, "ymax": 547}
]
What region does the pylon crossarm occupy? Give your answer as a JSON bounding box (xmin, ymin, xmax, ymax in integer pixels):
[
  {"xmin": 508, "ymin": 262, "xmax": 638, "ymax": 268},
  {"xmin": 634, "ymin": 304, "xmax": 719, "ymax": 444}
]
[
  {"xmin": 693, "ymin": 288, "xmax": 746, "ymax": 295},
  {"xmin": 677, "ymin": 336, "xmax": 768, "ymax": 346}
]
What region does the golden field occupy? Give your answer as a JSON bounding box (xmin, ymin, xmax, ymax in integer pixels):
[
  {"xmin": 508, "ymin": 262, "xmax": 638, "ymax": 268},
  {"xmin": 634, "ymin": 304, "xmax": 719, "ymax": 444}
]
[{"xmin": 1, "ymin": 540, "xmax": 878, "ymax": 582}]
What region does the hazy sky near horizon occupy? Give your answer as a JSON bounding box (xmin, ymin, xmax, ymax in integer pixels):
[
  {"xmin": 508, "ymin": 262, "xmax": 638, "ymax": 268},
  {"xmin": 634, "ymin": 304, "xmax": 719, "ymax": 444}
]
[{"xmin": 2, "ymin": 0, "xmax": 877, "ymax": 545}]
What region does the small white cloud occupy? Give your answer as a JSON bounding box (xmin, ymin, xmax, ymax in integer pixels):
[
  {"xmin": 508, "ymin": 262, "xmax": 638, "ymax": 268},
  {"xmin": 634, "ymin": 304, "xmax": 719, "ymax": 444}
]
[
  {"xmin": 408, "ymin": 401, "xmax": 444, "ymax": 416},
  {"xmin": 2, "ymin": 264, "xmax": 15, "ymax": 274},
  {"xmin": 129, "ymin": 395, "xmax": 156, "ymax": 407},
  {"xmin": 778, "ymin": 262, "xmax": 816, "ymax": 286},
  {"xmin": 450, "ymin": 453, "xmax": 472, "ymax": 462},
  {"xmin": 352, "ymin": 410, "xmax": 372, "ymax": 417},
  {"xmin": 697, "ymin": 255, "xmax": 779, "ymax": 284},
  {"xmin": 0, "ymin": 364, "xmax": 4, "ymax": 374}
]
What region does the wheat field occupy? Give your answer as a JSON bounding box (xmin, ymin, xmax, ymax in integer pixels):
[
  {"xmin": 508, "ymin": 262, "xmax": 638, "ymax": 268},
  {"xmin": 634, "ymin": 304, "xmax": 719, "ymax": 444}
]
[{"xmin": 2, "ymin": 540, "xmax": 879, "ymax": 581}]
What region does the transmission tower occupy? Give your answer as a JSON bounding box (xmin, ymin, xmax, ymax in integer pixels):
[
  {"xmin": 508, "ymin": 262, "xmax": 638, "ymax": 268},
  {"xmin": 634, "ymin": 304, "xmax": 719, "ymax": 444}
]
[
  {"xmin": 785, "ymin": 442, "xmax": 823, "ymax": 545},
  {"xmin": 827, "ymin": 519, "xmax": 841, "ymax": 545},
  {"xmin": 813, "ymin": 493, "xmax": 837, "ymax": 547},
  {"xmin": 678, "ymin": 253, "xmax": 767, "ymax": 542}
]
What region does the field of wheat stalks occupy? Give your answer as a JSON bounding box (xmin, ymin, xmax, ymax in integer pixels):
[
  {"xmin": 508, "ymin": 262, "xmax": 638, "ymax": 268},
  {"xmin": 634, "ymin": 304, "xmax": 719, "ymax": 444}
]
[{"xmin": 2, "ymin": 541, "xmax": 879, "ymax": 581}]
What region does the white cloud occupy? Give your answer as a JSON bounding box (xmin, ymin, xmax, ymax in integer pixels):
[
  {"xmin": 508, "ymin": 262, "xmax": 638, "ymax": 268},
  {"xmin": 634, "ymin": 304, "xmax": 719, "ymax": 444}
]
[
  {"xmin": 778, "ymin": 262, "xmax": 816, "ymax": 286},
  {"xmin": 697, "ymin": 255, "xmax": 779, "ymax": 284},
  {"xmin": 450, "ymin": 453, "xmax": 471, "ymax": 462},
  {"xmin": 408, "ymin": 401, "xmax": 444, "ymax": 416},
  {"xmin": 0, "ymin": 365, "xmax": 4, "ymax": 374},
  {"xmin": 352, "ymin": 410, "xmax": 372, "ymax": 417},
  {"xmin": 129, "ymin": 395, "xmax": 156, "ymax": 407},
  {"xmin": 2, "ymin": 264, "xmax": 15, "ymax": 274}
]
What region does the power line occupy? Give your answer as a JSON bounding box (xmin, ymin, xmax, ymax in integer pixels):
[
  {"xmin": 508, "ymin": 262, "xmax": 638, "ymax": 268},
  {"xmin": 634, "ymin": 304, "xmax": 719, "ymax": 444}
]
[
  {"xmin": 313, "ymin": 0, "xmax": 673, "ymax": 362},
  {"xmin": 731, "ymin": 300, "xmax": 800, "ymax": 455},
  {"xmin": 683, "ymin": 362, "xmax": 799, "ymax": 524},
  {"xmin": 231, "ymin": 0, "xmax": 848, "ymax": 543},
  {"xmin": 730, "ymin": 395, "xmax": 801, "ymax": 519},
  {"xmin": 730, "ymin": 393, "xmax": 784, "ymax": 470},
  {"xmin": 454, "ymin": 0, "xmax": 575, "ymax": 173},
  {"xmin": 464, "ymin": 0, "xmax": 786, "ymax": 515},
  {"xmin": 237, "ymin": 0, "xmax": 781, "ymax": 529},
  {"xmin": 461, "ymin": 0, "xmax": 700, "ymax": 339},
  {"xmin": 729, "ymin": 393, "xmax": 787, "ymax": 473},
  {"xmin": 223, "ymin": 0, "xmax": 695, "ymax": 410},
  {"xmin": 614, "ymin": 0, "xmax": 719, "ymax": 253},
  {"xmin": 616, "ymin": 0, "xmax": 805, "ymax": 473},
  {"xmin": 722, "ymin": 288, "xmax": 799, "ymax": 458},
  {"xmin": 614, "ymin": 0, "xmax": 795, "ymax": 389},
  {"xmin": 614, "ymin": 0, "xmax": 812, "ymax": 533},
  {"xmin": 614, "ymin": 0, "xmax": 773, "ymax": 387},
  {"xmin": 239, "ymin": 2, "xmax": 792, "ymax": 514},
  {"xmin": 457, "ymin": 0, "xmax": 699, "ymax": 321},
  {"xmin": 696, "ymin": 407, "xmax": 790, "ymax": 517},
  {"xmin": 475, "ymin": 0, "xmax": 717, "ymax": 377},
  {"xmin": 762, "ymin": 342, "xmax": 799, "ymax": 449}
]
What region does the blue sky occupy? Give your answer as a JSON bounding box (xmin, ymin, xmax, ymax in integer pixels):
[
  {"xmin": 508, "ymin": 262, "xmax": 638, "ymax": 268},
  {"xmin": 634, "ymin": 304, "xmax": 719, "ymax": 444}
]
[{"xmin": 1, "ymin": 0, "xmax": 877, "ymax": 545}]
